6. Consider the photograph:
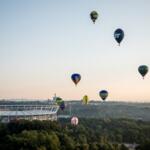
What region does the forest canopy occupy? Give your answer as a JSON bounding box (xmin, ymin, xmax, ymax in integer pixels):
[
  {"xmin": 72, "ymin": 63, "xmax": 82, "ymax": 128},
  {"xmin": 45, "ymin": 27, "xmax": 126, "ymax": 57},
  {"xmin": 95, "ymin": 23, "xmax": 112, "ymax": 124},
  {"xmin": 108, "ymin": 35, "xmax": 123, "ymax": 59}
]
[{"xmin": 0, "ymin": 118, "xmax": 150, "ymax": 150}]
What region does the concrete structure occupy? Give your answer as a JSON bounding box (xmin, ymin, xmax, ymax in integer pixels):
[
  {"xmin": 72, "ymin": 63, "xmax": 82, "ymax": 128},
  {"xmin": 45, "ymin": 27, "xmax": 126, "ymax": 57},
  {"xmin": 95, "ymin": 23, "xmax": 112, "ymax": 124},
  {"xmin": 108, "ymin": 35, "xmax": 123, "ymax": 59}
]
[{"xmin": 0, "ymin": 100, "xmax": 59, "ymax": 123}]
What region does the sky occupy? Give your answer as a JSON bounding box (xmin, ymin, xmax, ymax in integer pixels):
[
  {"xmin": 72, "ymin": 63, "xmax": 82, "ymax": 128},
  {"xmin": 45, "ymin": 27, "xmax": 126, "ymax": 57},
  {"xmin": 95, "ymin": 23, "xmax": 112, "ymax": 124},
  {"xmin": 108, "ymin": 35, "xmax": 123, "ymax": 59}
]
[{"xmin": 0, "ymin": 0, "xmax": 150, "ymax": 101}]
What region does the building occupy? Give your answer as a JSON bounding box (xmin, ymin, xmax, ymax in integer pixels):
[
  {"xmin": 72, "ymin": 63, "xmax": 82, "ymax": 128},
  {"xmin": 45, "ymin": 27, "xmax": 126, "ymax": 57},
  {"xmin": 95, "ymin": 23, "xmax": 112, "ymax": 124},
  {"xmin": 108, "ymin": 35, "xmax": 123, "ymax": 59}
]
[{"xmin": 0, "ymin": 99, "xmax": 59, "ymax": 123}]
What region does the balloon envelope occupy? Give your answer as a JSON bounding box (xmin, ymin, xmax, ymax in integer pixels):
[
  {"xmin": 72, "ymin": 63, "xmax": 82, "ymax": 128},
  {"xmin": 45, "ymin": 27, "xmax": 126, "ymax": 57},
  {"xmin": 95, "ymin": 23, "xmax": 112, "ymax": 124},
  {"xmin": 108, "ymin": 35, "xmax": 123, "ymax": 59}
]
[
  {"xmin": 138, "ymin": 65, "xmax": 149, "ymax": 79},
  {"xmin": 82, "ymin": 95, "xmax": 89, "ymax": 104},
  {"xmin": 71, "ymin": 116, "xmax": 79, "ymax": 125},
  {"xmin": 114, "ymin": 28, "xmax": 124, "ymax": 45},
  {"xmin": 56, "ymin": 97, "xmax": 63, "ymax": 105},
  {"xmin": 99, "ymin": 90, "xmax": 108, "ymax": 101},
  {"xmin": 71, "ymin": 73, "xmax": 81, "ymax": 85},
  {"xmin": 60, "ymin": 101, "xmax": 65, "ymax": 110},
  {"xmin": 90, "ymin": 11, "xmax": 98, "ymax": 23}
]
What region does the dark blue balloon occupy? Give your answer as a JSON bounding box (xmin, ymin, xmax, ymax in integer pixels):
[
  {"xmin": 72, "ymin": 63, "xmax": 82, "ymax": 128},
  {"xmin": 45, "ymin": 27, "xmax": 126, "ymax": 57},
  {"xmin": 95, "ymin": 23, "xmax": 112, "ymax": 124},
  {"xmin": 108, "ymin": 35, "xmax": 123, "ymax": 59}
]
[
  {"xmin": 71, "ymin": 73, "xmax": 81, "ymax": 85},
  {"xmin": 114, "ymin": 28, "xmax": 124, "ymax": 45},
  {"xmin": 60, "ymin": 101, "xmax": 65, "ymax": 110},
  {"xmin": 99, "ymin": 90, "xmax": 108, "ymax": 101}
]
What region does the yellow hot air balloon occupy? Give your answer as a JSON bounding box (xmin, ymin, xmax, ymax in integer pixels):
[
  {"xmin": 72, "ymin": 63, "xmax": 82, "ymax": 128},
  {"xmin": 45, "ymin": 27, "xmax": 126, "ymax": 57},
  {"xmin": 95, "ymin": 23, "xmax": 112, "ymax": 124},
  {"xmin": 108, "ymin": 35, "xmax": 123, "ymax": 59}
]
[{"xmin": 82, "ymin": 95, "xmax": 89, "ymax": 105}]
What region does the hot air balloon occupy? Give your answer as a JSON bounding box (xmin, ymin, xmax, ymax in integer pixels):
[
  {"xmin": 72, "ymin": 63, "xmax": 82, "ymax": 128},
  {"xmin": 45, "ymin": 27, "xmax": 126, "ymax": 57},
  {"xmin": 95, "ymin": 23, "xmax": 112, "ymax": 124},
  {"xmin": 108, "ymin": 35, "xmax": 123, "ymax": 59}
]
[
  {"xmin": 90, "ymin": 11, "xmax": 98, "ymax": 24},
  {"xmin": 71, "ymin": 116, "xmax": 79, "ymax": 125},
  {"xmin": 71, "ymin": 73, "xmax": 81, "ymax": 86},
  {"xmin": 99, "ymin": 90, "xmax": 108, "ymax": 101},
  {"xmin": 138, "ymin": 65, "xmax": 149, "ymax": 79},
  {"xmin": 56, "ymin": 97, "xmax": 63, "ymax": 105},
  {"xmin": 82, "ymin": 95, "xmax": 89, "ymax": 104},
  {"xmin": 60, "ymin": 101, "xmax": 65, "ymax": 110},
  {"xmin": 114, "ymin": 28, "xmax": 124, "ymax": 46}
]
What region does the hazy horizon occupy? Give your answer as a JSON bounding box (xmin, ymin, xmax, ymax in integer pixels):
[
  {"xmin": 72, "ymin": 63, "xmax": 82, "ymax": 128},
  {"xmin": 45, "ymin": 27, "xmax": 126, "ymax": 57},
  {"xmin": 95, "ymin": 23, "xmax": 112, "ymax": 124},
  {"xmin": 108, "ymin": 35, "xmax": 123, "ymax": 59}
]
[
  {"xmin": 0, "ymin": 98, "xmax": 150, "ymax": 103},
  {"xmin": 0, "ymin": 0, "xmax": 150, "ymax": 101}
]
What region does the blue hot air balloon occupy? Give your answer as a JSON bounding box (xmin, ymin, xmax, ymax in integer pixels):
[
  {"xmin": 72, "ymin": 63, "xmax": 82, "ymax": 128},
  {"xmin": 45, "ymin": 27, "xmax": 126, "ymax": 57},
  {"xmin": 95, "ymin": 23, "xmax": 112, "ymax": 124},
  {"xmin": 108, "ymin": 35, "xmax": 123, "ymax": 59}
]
[
  {"xmin": 60, "ymin": 101, "xmax": 65, "ymax": 110},
  {"xmin": 114, "ymin": 28, "xmax": 124, "ymax": 46},
  {"xmin": 99, "ymin": 90, "xmax": 108, "ymax": 101},
  {"xmin": 71, "ymin": 73, "xmax": 81, "ymax": 86}
]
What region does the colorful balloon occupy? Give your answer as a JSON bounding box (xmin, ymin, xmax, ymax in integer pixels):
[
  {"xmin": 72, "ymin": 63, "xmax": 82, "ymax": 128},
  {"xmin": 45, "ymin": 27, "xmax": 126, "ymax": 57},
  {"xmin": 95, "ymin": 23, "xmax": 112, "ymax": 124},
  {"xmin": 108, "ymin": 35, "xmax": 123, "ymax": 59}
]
[
  {"xmin": 82, "ymin": 95, "xmax": 89, "ymax": 104},
  {"xmin": 99, "ymin": 90, "xmax": 108, "ymax": 101},
  {"xmin": 56, "ymin": 97, "xmax": 63, "ymax": 105},
  {"xmin": 71, "ymin": 116, "xmax": 79, "ymax": 125},
  {"xmin": 90, "ymin": 11, "xmax": 98, "ymax": 24},
  {"xmin": 71, "ymin": 73, "xmax": 81, "ymax": 85},
  {"xmin": 114, "ymin": 28, "xmax": 124, "ymax": 46},
  {"xmin": 138, "ymin": 65, "xmax": 149, "ymax": 79},
  {"xmin": 60, "ymin": 101, "xmax": 65, "ymax": 110}
]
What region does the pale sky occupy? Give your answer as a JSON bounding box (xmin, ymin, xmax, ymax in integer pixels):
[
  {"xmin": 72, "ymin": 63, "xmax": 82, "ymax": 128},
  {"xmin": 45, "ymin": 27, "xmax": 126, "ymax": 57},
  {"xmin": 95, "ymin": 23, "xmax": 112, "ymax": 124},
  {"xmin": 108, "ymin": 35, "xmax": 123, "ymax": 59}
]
[{"xmin": 0, "ymin": 0, "xmax": 150, "ymax": 101}]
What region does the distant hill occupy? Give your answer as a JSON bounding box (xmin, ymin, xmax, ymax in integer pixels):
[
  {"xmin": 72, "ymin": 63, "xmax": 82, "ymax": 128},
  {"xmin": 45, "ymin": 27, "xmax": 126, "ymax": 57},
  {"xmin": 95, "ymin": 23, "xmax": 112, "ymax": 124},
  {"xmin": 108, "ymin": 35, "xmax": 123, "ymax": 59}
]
[{"xmin": 58, "ymin": 101, "xmax": 150, "ymax": 121}]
